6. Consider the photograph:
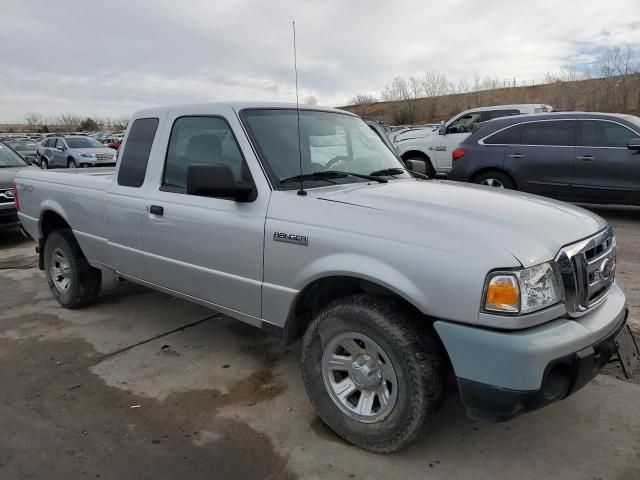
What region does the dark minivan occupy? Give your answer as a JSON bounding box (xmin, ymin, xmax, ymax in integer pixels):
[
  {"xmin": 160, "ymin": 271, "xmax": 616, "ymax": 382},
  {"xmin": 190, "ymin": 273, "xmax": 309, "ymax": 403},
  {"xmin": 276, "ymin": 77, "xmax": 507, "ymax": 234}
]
[{"xmin": 448, "ymin": 112, "xmax": 640, "ymax": 205}]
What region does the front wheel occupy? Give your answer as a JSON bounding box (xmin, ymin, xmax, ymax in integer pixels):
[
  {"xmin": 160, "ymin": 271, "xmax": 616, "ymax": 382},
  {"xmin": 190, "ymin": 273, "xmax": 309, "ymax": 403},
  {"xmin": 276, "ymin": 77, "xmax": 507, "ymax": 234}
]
[
  {"xmin": 40, "ymin": 159, "xmax": 48, "ymax": 170},
  {"xmin": 301, "ymin": 294, "xmax": 446, "ymax": 453},
  {"xmin": 68, "ymin": 159, "xmax": 77, "ymax": 168},
  {"xmin": 44, "ymin": 230, "xmax": 102, "ymax": 308}
]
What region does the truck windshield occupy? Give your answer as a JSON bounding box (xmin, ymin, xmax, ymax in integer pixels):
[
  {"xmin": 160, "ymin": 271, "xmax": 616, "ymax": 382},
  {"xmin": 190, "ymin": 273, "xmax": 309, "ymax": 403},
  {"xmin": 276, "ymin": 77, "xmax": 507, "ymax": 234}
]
[
  {"xmin": 241, "ymin": 109, "xmax": 409, "ymax": 188},
  {"xmin": 66, "ymin": 137, "xmax": 104, "ymax": 148},
  {"xmin": 0, "ymin": 143, "xmax": 28, "ymax": 167}
]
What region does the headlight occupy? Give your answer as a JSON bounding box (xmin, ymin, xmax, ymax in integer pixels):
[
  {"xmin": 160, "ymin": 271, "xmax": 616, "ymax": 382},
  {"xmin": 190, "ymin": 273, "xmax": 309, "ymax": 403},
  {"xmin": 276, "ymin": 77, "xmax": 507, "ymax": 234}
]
[
  {"xmin": 483, "ymin": 262, "xmax": 562, "ymax": 315},
  {"xmin": 80, "ymin": 153, "xmax": 94, "ymax": 158}
]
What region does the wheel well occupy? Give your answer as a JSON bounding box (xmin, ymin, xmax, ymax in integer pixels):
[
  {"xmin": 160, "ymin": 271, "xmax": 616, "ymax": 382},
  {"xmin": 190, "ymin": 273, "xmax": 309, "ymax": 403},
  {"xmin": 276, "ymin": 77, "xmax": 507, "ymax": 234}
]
[
  {"xmin": 469, "ymin": 167, "xmax": 516, "ymax": 188},
  {"xmin": 284, "ymin": 276, "xmax": 422, "ymax": 344},
  {"xmin": 41, "ymin": 210, "xmax": 71, "ymax": 241}
]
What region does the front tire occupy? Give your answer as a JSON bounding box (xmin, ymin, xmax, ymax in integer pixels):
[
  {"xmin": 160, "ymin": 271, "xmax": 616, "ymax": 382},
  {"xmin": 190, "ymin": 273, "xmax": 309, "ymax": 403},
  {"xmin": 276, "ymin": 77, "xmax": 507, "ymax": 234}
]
[
  {"xmin": 68, "ymin": 158, "xmax": 77, "ymax": 168},
  {"xmin": 44, "ymin": 230, "xmax": 101, "ymax": 308},
  {"xmin": 301, "ymin": 294, "xmax": 446, "ymax": 453},
  {"xmin": 40, "ymin": 159, "xmax": 48, "ymax": 170}
]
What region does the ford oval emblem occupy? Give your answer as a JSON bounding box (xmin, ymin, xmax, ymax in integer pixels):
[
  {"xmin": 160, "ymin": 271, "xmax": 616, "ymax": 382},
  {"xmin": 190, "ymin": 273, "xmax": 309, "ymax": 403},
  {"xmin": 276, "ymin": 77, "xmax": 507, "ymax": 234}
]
[{"xmin": 599, "ymin": 258, "xmax": 614, "ymax": 281}]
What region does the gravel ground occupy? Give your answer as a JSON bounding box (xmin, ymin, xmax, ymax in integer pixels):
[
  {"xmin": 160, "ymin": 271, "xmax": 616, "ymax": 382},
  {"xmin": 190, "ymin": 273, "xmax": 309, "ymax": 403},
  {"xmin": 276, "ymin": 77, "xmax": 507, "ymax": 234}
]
[{"xmin": 1, "ymin": 203, "xmax": 639, "ymax": 480}]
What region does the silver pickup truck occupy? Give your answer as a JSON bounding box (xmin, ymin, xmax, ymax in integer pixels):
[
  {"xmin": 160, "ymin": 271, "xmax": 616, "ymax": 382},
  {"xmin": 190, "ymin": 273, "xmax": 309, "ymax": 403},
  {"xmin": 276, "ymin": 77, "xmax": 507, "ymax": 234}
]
[{"xmin": 14, "ymin": 102, "xmax": 638, "ymax": 453}]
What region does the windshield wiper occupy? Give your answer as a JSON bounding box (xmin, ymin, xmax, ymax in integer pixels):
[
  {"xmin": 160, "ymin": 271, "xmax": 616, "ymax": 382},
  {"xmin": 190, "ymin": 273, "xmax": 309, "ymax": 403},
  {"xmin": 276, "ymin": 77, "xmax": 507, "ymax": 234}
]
[
  {"xmin": 370, "ymin": 167, "xmax": 429, "ymax": 179},
  {"xmin": 280, "ymin": 170, "xmax": 387, "ymax": 184},
  {"xmin": 369, "ymin": 168, "xmax": 406, "ymax": 177}
]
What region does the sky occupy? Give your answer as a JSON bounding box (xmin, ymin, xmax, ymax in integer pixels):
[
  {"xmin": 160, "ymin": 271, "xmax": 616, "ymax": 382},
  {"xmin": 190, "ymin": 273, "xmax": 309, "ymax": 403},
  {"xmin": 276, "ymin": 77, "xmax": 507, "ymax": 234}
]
[{"xmin": 1, "ymin": 0, "xmax": 639, "ymax": 122}]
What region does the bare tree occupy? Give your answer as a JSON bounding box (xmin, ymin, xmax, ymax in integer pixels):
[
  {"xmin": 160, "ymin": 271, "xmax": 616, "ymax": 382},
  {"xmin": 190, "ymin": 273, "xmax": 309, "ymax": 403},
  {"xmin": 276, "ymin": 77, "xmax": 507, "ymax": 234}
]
[
  {"xmin": 24, "ymin": 113, "xmax": 43, "ymax": 132},
  {"xmin": 381, "ymin": 76, "xmax": 418, "ymax": 124},
  {"xmin": 350, "ymin": 94, "xmax": 378, "ymax": 105},
  {"xmin": 419, "ymin": 71, "xmax": 449, "ymax": 119},
  {"xmin": 56, "ymin": 114, "xmax": 82, "ymax": 131},
  {"xmin": 303, "ymin": 95, "xmax": 318, "ymax": 105}
]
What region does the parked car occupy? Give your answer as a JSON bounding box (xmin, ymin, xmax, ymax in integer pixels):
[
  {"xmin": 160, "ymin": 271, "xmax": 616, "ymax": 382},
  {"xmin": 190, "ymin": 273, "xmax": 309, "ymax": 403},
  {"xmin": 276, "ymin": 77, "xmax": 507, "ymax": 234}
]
[
  {"xmin": 37, "ymin": 135, "xmax": 117, "ymax": 169},
  {"xmin": 15, "ymin": 102, "xmax": 636, "ymax": 453},
  {"xmin": 448, "ymin": 112, "xmax": 640, "ymax": 205},
  {"xmin": 393, "ymin": 104, "xmax": 553, "ymax": 176},
  {"xmin": 0, "ymin": 143, "xmax": 33, "ymax": 229},
  {"xmin": 2, "ymin": 140, "xmax": 39, "ymax": 165}
]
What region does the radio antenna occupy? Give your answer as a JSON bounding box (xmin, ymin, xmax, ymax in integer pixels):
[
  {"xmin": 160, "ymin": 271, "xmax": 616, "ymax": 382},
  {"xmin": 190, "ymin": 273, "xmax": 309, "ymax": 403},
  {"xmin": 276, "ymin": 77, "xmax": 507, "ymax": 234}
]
[{"xmin": 292, "ymin": 21, "xmax": 306, "ymax": 196}]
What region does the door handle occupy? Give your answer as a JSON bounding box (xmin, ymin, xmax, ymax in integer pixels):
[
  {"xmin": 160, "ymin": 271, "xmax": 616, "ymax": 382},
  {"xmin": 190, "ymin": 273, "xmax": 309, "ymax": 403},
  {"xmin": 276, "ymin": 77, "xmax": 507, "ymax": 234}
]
[
  {"xmin": 149, "ymin": 205, "xmax": 164, "ymax": 216},
  {"xmin": 577, "ymin": 155, "xmax": 596, "ymax": 161},
  {"xmin": 508, "ymin": 153, "xmax": 526, "ymax": 159}
]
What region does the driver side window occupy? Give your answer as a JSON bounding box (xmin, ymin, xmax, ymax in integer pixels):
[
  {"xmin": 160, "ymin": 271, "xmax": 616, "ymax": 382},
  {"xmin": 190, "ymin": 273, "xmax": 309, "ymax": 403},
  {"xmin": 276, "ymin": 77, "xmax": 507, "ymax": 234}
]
[{"xmin": 447, "ymin": 112, "xmax": 483, "ymax": 134}]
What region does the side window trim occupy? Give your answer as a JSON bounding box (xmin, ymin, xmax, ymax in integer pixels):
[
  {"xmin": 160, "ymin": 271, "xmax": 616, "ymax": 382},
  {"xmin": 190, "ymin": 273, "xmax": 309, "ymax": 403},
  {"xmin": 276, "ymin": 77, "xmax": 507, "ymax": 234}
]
[
  {"xmin": 479, "ymin": 119, "xmax": 576, "ymax": 147},
  {"xmin": 159, "ymin": 114, "xmax": 255, "ymax": 201},
  {"xmin": 576, "ymin": 119, "xmax": 640, "ymax": 149}
]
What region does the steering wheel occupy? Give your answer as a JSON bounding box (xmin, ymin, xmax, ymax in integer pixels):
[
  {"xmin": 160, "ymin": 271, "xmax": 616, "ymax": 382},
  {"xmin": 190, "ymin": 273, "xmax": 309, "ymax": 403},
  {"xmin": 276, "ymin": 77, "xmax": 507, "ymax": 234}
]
[
  {"xmin": 325, "ymin": 155, "xmax": 349, "ymax": 169},
  {"xmin": 457, "ymin": 125, "xmax": 467, "ymax": 133}
]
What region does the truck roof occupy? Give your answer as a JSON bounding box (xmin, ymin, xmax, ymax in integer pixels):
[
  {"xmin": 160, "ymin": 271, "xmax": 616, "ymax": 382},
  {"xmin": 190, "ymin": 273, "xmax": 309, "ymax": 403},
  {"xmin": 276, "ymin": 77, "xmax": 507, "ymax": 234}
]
[{"xmin": 133, "ymin": 101, "xmax": 356, "ymax": 118}]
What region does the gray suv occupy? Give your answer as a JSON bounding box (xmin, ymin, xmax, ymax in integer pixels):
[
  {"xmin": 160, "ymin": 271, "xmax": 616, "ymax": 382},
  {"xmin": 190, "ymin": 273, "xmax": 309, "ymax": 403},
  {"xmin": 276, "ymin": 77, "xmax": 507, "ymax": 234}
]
[
  {"xmin": 448, "ymin": 112, "xmax": 640, "ymax": 205},
  {"xmin": 38, "ymin": 135, "xmax": 117, "ymax": 169}
]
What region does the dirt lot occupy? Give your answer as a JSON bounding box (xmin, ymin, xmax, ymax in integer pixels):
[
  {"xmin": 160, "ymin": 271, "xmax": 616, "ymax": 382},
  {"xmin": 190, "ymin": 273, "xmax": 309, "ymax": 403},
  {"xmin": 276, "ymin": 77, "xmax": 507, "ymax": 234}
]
[{"xmin": 1, "ymin": 205, "xmax": 639, "ymax": 480}]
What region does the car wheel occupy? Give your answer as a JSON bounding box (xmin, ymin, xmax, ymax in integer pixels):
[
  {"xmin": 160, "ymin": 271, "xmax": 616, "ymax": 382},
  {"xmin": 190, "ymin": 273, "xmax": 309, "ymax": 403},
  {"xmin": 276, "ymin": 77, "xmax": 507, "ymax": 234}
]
[
  {"xmin": 301, "ymin": 294, "xmax": 446, "ymax": 453},
  {"xmin": 44, "ymin": 230, "xmax": 102, "ymax": 309},
  {"xmin": 474, "ymin": 171, "xmax": 515, "ymax": 189},
  {"xmin": 40, "ymin": 159, "xmax": 48, "ymax": 170},
  {"xmin": 68, "ymin": 159, "xmax": 77, "ymax": 168}
]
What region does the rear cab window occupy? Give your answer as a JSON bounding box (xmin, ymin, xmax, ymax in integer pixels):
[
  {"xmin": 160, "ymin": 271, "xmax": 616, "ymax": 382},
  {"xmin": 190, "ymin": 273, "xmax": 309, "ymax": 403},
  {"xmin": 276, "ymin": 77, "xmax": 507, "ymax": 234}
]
[{"xmin": 117, "ymin": 118, "xmax": 159, "ymax": 187}]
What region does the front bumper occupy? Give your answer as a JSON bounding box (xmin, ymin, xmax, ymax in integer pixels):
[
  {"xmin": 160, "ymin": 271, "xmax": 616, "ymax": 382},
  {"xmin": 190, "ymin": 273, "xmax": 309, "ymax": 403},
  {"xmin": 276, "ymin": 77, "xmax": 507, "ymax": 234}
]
[
  {"xmin": 0, "ymin": 205, "xmax": 19, "ymax": 229},
  {"xmin": 434, "ymin": 282, "xmax": 628, "ymax": 421}
]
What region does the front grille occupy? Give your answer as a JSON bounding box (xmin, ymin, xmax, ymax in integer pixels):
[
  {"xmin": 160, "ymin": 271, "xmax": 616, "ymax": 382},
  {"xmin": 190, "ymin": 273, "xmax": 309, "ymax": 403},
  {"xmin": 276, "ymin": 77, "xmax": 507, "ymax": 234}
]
[
  {"xmin": 555, "ymin": 227, "xmax": 616, "ymax": 317},
  {"xmin": 0, "ymin": 188, "xmax": 14, "ymax": 204},
  {"xmin": 95, "ymin": 153, "xmax": 114, "ymax": 161}
]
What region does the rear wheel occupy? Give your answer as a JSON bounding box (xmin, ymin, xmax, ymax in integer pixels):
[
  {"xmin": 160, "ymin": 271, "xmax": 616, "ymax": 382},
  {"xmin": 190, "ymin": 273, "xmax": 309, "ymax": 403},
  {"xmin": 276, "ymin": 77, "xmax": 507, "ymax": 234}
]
[
  {"xmin": 44, "ymin": 230, "xmax": 101, "ymax": 308},
  {"xmin": 301, "ymin": 294, "xmax": 446, "ymax": 453},
  {"xmin": 474, "ymin": 170, "xmax": 515, "ymax": 189}
]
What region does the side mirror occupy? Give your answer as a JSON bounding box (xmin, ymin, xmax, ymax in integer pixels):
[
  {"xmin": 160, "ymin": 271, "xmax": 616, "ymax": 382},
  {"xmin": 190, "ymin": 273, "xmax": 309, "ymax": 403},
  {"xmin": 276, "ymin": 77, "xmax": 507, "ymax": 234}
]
[
  {"xmin": 187, "ymin": 164, "xmax": 253, "ymax": 201},
  {"xmin": 56, "ymin": 145, "xmax": 65, "ymax": 151},
  {"xmin": 627, "ymin": 138, "xmax": 640, "ymax": 151},
  {"xmin": 439, "ymin": 121, "xmax": 446, "ymax": 135},
  {"xmin": 404, "ymin": 159, "xmax": 428, "ymax": 176}
]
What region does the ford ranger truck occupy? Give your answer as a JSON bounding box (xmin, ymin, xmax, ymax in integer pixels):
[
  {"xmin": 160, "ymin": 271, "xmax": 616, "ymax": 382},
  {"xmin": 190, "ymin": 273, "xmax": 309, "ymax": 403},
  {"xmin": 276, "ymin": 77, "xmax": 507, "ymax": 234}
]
[{"xmin": 14, "ymin": 102, "xmax": 638, "ymax": 453}]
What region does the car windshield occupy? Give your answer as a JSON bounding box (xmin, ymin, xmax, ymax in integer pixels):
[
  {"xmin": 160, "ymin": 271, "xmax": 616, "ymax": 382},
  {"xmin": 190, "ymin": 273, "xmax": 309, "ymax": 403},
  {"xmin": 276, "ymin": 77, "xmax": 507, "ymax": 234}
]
[
  {"xmin": 241, "ymin": 109, "xmax": 410, "ymax": 188},
  {"xmin": 0, "ymin": 143, "xmax": 28, "ymax": 167},
  {"xmin": 65, "ymin": 137, "xmax": 104, "ymax": 148}
]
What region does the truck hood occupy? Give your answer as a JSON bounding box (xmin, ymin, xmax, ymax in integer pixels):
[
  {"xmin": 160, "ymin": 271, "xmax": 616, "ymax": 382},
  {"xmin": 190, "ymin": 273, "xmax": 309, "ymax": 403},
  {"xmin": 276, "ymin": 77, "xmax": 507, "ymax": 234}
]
[
  {"xmin": 318, "ymin": 180, "xmax": 606, "ymax": 267},
  {"xmin": 0, "ymin": 166, "xmax": 32, "ymax": 189}
]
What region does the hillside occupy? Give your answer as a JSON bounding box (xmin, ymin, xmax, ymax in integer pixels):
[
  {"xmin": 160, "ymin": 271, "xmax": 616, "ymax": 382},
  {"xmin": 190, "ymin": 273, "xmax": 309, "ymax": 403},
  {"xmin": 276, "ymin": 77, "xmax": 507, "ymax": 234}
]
[{"xmin": 342, "ymin": 74, "xmax": 640, "ymax": 125}]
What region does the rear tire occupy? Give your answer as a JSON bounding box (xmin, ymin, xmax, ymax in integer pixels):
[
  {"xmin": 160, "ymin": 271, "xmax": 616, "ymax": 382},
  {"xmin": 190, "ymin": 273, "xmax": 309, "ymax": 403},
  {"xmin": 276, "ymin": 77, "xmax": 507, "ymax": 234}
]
[
  {"xmin": 301, "ymin": 294, "xmax": 446, "ymax": 453},
  {"xmin": 474, "ymin": 170, "xmax": 515, "ymax": 189},
  {"xmin": 44, "ymin": 230, "xmax": 101, "ymax": 308}
]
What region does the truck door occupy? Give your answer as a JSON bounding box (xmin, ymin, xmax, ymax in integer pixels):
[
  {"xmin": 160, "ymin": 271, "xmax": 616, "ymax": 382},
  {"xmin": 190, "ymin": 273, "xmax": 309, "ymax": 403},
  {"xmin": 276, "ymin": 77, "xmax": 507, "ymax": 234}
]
[
  {"xmin": 572, "ymin": 119, "xmax": 640, "ymax": 204},
  {"xmin": 105, "ymin": 117, "xmax": 161, "ymax": 279},
  {"xmin": 140, "ymin": 108, "xmax": 269, "ymax": 320},
  {"xmin": 504, "ymin": 119, "xmax": 575, "ymax": 199},
  {"xmin": 434, "ymin": 112, "xmax": 482, "ymax": 171}
]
